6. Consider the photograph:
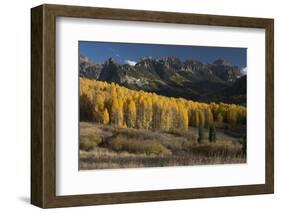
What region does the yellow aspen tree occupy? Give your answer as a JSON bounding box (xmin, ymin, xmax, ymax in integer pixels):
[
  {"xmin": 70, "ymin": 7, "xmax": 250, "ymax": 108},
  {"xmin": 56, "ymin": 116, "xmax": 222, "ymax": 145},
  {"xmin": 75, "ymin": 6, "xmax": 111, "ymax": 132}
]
[
  {"xmin": 205, "ymin": 108, "xmax": 214, "ymax": 128},
  {"xmin": 177, "ymin": 102, "xmax": 188, "ymax": 131},
  {"xmin": 117, "ymin": 106, "xmax": 123, "ymax": 127},
  {"xmin": 166, "ymin": 109, "xmax": 172, "ymax": 131},
  {"xmin": 127, "ymin": 99, "xmax": 137, "ymax": 128},
  {"xmin": 143, "ymin": 97, "xmax": 153, "ymax": 129},
  {"xmin": 238, "ymin": 108, "xmax": 246, "ymax": 124},
  {"xmin": 93, "ymin": 93, "xmax": 105, "ymax": 123},
  {"xmin": 216, "ymin": 112, "xmax": 224, "ymax": 127},
  {"xmin": 181, "ymin": 107, "xmax": 189, "ymax": 130},
  {"xmin": 170, "ymin": 100, "xmax": 179, "ymax": 130},
  {"xmin": 136, "ymin": 97, "xmax": 145, "ymax": 129},
  {"xmin": 190, "ymin": 109, "xmax": 200, "ymax": 127},
  {"xmin": 102, "ymin": 108, "xmax": 110, "ymax": 124},
  {"xmin": 160, "ymin": 107, "xmax": 166, "ymax": 131},
  {"xmin": 79, "ymin": 94, "xmax": 92, "ymax": 121},
  {"xmin": 184, "ymin": 109, "xmax": 189, "ymax": 130},
  {"xmin": 161, "ymin": 106, "xmax": 172, "ymax": 131},
  {"xmin": 117, "ymin": 97, "xmax": 124, "ymax": 127},
  {"xmin": 195, "ymin": 110, "xmax": 200, "ymax": 127},
  {"xmin": 199, "ymin": 110, "xmax": 205, "ymax": 127},
  {"xmin": 152, "ymin": 100, "xmax": 162, "ymax": 130},
  {"xmin": 226, "ymin": 107, "xmax": 237, "ymax": 124},
  {"xmin": 110, "ymin": 96, "xmax": 120, "ymax": 126},
  {"xmin": 109, "ymin": 84, "xmax": 123, "ymax": 127}
]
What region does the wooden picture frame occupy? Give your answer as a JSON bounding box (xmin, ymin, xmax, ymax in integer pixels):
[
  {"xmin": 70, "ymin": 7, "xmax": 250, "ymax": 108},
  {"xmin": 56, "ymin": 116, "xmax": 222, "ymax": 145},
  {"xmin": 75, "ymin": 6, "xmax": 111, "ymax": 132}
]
[{"xmin": 31, "ymin": 4, "xmax": 274, "ymax": 208}]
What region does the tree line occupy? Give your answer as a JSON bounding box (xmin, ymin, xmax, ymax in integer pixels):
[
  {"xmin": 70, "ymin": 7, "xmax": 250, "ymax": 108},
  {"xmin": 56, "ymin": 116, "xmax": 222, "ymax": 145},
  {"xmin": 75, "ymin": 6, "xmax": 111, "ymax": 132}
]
[{"xmin": 80, "ymin": 78, "xmax": 246, "ymax": 131}]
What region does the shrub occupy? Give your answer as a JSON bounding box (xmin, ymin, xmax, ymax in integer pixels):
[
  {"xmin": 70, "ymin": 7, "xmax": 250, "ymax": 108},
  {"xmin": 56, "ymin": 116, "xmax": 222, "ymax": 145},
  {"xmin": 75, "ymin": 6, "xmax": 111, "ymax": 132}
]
[
  {"xmin": 188, "ymin": 141, "xmax": 242, "ymax": 157},
  {"xmin": 146, "ymin": 143, "xmax": 172, "ymax": 156},
  {"xmin": 80, "ymin": 134, "xmax": 102, "ymax": 151},
  {"xmin": 165, "ymin": 140, "xmax": 184, "ymax": 150},
  {"xmin": 106, "ymin": 135, "xmax": 172, "ymax": 156}
]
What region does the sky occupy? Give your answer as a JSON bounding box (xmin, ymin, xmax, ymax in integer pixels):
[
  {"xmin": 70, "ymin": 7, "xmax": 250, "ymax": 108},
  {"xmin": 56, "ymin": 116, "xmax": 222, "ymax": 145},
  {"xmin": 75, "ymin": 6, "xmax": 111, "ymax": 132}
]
[{"xmin": 79, "ymin": 41, "xmax": 247, "ymax": 69}]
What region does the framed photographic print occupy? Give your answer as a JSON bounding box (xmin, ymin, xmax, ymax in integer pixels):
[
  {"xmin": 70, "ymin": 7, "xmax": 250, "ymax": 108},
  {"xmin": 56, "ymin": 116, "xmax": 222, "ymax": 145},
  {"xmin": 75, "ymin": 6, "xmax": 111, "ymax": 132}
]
[{"xmin": 31, "ymin": 4, "xmax": 274, "ymax": 208}]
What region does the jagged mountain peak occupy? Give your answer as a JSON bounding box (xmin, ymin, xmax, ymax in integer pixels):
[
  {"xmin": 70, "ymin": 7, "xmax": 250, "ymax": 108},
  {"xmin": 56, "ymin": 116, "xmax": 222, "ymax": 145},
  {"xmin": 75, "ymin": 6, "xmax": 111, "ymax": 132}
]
[
  {"xmin": 160, "ymin": 56, "xmax": 180, "ymax": 62},
  {"xmin": 79, "ymin": 55, "xmax": 98, "ymax": 66},
  {"xmin": 79, "ymin": 56, "xmax": 246, "ymax": 104},
  {"xmin": 135, "ymin": 57, "xmax": 157, "ymax": 69},
  {"xmin": 159, "ymin": 56, "xmax": 182, "ymax": 70},
  {"xmin": 213, "ymin": 58, "xmax": 232, "ymax": 66},
  {"xmin": 104, "ymin": 57, "xmax": 117, "ymax": 65}
]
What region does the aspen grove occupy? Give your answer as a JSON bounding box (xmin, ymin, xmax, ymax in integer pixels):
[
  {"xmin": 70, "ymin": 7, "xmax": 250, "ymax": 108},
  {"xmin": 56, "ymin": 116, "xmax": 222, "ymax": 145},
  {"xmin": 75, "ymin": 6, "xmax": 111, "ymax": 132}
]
[{"xmin": 80, "ymin": 78, "xmax": 246, "ymax": 131}]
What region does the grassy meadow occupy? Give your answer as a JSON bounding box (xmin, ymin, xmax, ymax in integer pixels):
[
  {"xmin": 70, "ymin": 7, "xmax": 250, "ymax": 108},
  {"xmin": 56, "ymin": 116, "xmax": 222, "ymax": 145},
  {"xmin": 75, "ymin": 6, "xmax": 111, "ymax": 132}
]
[{"xmin": 79, "ymin": 122, "xmax": 246, "ymax": 170}]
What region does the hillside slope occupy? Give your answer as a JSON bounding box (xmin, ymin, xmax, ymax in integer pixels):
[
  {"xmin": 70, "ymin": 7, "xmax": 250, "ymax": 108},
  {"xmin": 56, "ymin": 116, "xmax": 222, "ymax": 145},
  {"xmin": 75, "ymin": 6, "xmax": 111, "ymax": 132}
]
[{"xmin": 79, "ymin": 56, "xmax": 246, "ymax": 105}]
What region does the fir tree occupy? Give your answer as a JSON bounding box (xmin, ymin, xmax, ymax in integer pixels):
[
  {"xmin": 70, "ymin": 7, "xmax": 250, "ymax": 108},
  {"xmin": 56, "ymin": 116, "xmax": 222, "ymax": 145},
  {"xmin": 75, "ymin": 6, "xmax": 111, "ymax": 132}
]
[
  {"xmin": 208, "ymin": 124, "xmax": 216, "ymax": 143},
  {"xmin": 197, "ymin": 124, "xmax": 204, "ymax": 144}
]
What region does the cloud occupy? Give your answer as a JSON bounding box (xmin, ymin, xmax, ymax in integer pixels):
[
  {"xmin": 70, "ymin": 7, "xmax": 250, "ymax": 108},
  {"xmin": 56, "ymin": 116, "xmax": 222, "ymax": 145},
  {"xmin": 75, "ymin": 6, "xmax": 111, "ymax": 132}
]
[
  {"xmin": 241, "ymin": 67, "xmax": 247, "ymax": 75},
  {"xmin": 124, "ymin": 59, "xmax": 137, "ymax": 66}
]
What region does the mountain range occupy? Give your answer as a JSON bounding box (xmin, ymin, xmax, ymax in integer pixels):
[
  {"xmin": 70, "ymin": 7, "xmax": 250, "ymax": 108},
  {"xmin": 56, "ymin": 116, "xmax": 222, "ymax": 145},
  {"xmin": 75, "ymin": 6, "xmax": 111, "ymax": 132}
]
[{"xmin": 79, "ymin": 56, "xmax": 246, "ymax": 105}]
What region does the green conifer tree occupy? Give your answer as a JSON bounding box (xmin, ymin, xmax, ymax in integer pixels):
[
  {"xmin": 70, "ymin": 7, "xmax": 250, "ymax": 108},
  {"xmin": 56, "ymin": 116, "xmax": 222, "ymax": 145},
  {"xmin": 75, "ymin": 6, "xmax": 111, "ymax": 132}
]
[
  {"xmin": 208, "ymin": 124, "xmax": 216, "ymax": 143},
  {"xmin": 197, "ymin": 124, "xmax": 204, "ymax": 144}
]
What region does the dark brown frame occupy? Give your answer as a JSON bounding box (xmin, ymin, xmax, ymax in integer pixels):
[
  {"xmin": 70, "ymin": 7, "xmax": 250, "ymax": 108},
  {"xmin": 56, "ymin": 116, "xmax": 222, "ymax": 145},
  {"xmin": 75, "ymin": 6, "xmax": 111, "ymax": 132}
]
[{"xmin": 31, "ymin": 4, "xmax": 274, "ymax": 208}]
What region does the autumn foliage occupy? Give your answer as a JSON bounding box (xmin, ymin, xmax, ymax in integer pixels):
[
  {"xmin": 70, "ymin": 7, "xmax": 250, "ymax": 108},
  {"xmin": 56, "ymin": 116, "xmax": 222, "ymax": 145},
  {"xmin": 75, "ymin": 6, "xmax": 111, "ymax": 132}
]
[{"xmin": 80, "ymin": 78, "xmax": 246, "ymax": 131}]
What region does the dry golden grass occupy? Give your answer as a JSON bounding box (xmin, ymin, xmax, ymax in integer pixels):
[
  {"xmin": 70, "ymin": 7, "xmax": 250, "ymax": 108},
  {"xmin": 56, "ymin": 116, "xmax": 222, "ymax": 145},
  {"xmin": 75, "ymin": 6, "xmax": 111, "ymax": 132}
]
[{"xmin": 79, "ymin": 122, "xmax": 246, "ymax": 170}]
